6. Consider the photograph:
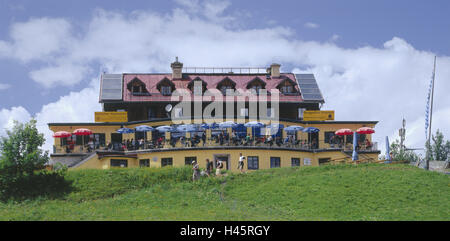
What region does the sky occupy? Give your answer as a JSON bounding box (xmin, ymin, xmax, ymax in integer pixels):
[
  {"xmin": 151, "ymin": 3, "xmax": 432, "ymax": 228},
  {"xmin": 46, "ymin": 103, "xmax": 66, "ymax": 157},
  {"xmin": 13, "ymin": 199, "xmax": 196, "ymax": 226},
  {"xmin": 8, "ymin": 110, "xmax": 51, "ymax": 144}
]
[{"xmin": 0, "ymin": 0, "xmax": 449, "ymax": 155}]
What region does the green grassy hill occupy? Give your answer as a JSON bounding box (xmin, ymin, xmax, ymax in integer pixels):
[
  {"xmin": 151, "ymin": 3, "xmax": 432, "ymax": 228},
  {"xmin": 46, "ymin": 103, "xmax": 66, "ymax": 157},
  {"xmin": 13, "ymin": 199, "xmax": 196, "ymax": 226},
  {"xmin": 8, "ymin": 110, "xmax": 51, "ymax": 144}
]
[{"xmin": 0, "ymin": 164, "xmax": 448, "ymax": 220}]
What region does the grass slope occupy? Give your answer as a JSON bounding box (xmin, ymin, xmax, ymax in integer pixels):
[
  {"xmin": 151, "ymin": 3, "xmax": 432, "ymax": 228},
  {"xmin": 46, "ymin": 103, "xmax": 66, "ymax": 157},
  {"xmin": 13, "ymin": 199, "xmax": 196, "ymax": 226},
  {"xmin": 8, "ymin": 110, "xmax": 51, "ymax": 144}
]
[{"xmin": 0, "ymin": 164, "xmax": 448, "ymax": 220}]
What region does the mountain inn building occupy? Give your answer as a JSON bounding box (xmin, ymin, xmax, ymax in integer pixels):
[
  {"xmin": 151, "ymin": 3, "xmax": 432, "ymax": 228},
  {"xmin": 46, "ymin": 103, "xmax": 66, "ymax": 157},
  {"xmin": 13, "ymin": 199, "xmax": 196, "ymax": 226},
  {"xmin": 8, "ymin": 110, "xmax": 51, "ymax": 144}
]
[{"xmin": 48, "ymin": 58, "xmax": 380, "ymax": 171}]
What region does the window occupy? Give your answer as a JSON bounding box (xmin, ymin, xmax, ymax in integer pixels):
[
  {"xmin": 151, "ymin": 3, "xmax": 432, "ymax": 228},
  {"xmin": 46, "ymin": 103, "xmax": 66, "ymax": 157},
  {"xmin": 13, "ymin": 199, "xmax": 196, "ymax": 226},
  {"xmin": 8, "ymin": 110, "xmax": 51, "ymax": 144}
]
[
  {"xmin": 91, "ymin": 133, "xmax": 105, "ymax": 147},
  {"xmin": 247, "ymin": 156, "xmax": 259, "ymax": 170},
  {"xmin": 174, "ymin": 108, "xmax": 183, "ymax": 118},
  {"xmin": 303, "ymin": 158, "xmax": 312, "ymax": 166},
  {"xmin": 161, "ymin": 86, "xmax": 172, "ymax": 95},
  {"xmin": 324, "ymin": 132, "xmax": 335, "ymax": 143},
  {"xmin": 148, "ymin": 108, "xmax": 155, "ymax": 119},
  {"xmin": 291, "ymin": 158, "xmax": 300, "ymax": 167},
  {"xmin": 346, "ymin": 134, "xmax": 353, "ymax": 144},
  {"xmin": 281, "ymin": 85, "xmax": 293, "ymax": 94},
  {"xmin": 140, "ymin": 159, "xmax": 150, "ymax": 167},
  {"xmin": 220, "ymin": 86, "xmax": 234, "ymax": 95},
  {"xmin": 161, "ymin": 158, "xmax": 173, "ymax": 167},
  {"xmin": 111, "ymin": 159, "xmax": 128, "ymax": 168},
  {"xmin": 132, "ymin": 85, "xmax": 141, "ymax": 93},
  {"xmin": 135, "ymin": 131, "xmax": 145, "ymax": 141},
  {"xmin": 319, "ymin": 158, "xmax": 331, "ymax": 165},
  {"xmin": 270, "ymin": 157, "xmax": 281, "ymax": 168},
  {"xmin": 298, "ymin": 108, "xmax": 306, "ymax": 119},
  {"xmin": 267, "ymin": 108, "xmax": 275, "ymax": 118},
  {"xmin": 240, "ymin": 108, "xmax": 248, "ymax": 117},
  {"xmin": 185, "ymin": 156, "xmax": 197, "ymax": 165},
  {"xmin": 76, "ymin": 135, "xmax": 89, "ymax": 145}
]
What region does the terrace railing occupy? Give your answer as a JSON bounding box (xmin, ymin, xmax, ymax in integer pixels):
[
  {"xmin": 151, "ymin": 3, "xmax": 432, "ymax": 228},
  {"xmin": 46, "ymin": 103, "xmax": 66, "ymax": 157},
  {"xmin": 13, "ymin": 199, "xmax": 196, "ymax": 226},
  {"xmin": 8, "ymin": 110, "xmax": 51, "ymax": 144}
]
[{"xmin": 53, "ymin": 139, "xmax": 378, "ymax": 154}]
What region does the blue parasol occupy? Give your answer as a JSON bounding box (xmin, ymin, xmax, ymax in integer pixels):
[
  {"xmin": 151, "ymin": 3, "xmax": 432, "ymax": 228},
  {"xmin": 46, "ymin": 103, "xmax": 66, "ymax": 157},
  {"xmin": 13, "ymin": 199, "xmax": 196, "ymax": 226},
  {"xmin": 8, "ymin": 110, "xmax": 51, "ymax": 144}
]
[
  {"xmin": 284, "ymin": 125, "xmax": 304, "ymax": 132},
  {"xmin": 135, "ymin": 125, "xmax": 153, "ymax": 132},
  {"xmin": 302, "ymin": 127, "xmax": 319, "ymax": 133},
  {"xmin": 117, "ymin": 127, "xmax": 134, "ymax": 134},
  {"xmin": 156, "ymin": 125, "xmax": 175, "ymax": 133},
  {"xmin": 177, "ymin": 124, "xmax": 197, "ymax": 132},
  {"xmin": 201, "ymin": 123, "xmax": 219, "ymax": 129},
  {"xmin": 218, "ymin": 121, "xmax": 237, "ymax": 129}
]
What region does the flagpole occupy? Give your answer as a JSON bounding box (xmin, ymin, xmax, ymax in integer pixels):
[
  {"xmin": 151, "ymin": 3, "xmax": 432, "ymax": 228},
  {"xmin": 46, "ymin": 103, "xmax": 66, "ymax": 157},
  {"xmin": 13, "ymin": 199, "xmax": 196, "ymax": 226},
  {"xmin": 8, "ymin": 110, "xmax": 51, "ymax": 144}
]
[{"xmin": 426, "ymin": 56, "xmax": 436, "ymax": 170}]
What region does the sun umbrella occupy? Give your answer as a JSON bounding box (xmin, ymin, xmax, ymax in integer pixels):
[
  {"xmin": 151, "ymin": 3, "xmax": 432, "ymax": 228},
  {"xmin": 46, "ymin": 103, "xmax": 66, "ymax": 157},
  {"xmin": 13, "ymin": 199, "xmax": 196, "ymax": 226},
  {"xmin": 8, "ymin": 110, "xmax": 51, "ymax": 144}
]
[
  {"xmin": 116, "ymin": 128, "xmax": 135, "ymax": 134},
  {"xmin": 53, "ymin": 131, "xmax": 71, "ymax": 138},
  {"xmin": 352, "ymin": 131, "xmax": 358, "ymax": 161},
  {"xmin": 135, "ymin": 125, "xmax": 153, "ymax": 142},
  {"xmin": 244, "ymin": 121, "xmax": 265, "ymax": 128},
  {"xmin": 73, "ymin": 128, "xmax": 93, "ymax": 149},
  {"xmin": 73, "ymin": 128, "xmax": 92, "ymax": 136},
  {"xmin": 284, "ymin": 125, "xmax": 304, "ymax": 132},
  {"xmin": 135, "ymin": 125, "xmax": 153, "ymax": 132},
  {"xmin": 356, "ymin": 127, "xmax": 375, "ymax": 134},
  {"xmin": 302, "ymin": 127, "xmax": 320, "ymax": 133},
  {"xmin": 156, "ymin": 125, "xmax": 175, "ymax": 133},
  {"xmin": 201, "ymin": 123, "xmax": 219, "ymax": 129},
  {"xmin": 177, "ymin": 124, "xmax": 197, "ymax": 132},
  {"xmin": 335, "ymin": 129, "xmax": 353, "ymax": 136},
  {"xmin": 218, "ymin": 121, "xmax": 237, "ymax": 129},
  {"xmin": 53, "ymin": 131, "xmax": 72, "ymax": 151},
  {"xmin": 302, "ymin": 127, "xmax": 319, "ymax": 148},
  {"xmin": 244, "ymin": 121, "xmax": 265, "ymax": 137}
]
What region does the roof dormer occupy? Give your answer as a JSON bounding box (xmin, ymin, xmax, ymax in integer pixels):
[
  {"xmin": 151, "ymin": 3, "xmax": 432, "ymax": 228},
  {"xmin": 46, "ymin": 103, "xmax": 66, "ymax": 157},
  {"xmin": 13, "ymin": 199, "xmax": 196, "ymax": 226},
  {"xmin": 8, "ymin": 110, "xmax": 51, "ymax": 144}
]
[
  {"xmin": 127, "ymin": 77, "xmax": 150, "ymax": 96},
  {"xmin": 246, "ymin": 77, "xmax": 266, "ymax": 95},
  {"xmin": 216, "ymin": 77, "xmax": 236, "ymax": 95},
  {"xmin": 276, "ymin": 77, "xmax": 299, "ymax": 95},
  {"xmin": 157, "ymin": 77, "xmax": 176, "ymax": 96},
  {"xmin": 187, "ymin": 77, "xmax": 207, "ymax": 95}
]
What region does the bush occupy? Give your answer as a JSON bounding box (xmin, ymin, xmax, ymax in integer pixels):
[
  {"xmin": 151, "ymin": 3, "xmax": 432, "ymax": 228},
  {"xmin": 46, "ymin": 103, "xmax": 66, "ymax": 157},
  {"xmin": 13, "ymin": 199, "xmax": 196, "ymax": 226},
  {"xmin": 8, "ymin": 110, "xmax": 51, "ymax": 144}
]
[{"xmin": 0, "ymin": 168, "xmax": 71, "ymax": 201}]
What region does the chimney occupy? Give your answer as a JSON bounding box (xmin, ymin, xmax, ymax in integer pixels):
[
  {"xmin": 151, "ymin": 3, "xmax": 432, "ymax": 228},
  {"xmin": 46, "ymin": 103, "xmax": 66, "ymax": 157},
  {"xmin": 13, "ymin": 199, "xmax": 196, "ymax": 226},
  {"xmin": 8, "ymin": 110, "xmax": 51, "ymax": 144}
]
[
  {"xmin": 270, "ymin": 63, "xmax": 281, "ymax": 78},
  {"xmin": 171, "ymin": 57, "xmax": 183, "ymax": 79}
]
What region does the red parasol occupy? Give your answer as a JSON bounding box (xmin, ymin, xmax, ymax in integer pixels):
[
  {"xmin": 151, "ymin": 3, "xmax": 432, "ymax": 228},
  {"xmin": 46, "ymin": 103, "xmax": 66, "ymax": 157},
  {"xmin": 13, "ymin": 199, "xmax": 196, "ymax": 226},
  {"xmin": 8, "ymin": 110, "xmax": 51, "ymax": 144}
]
[
  {"xmin": 73, "ymin": 128, "xmax": 93, "ymax": 150},
  {"xmin": 53, "ymin": 131, "xmax": 72, "ymax": 138},
  {"xmin": 356, "ymin": 127, "xmax": 375, "ymax": 134},
  {"xmin": 335, "ymin": 129, "xmax": 353, "ymax": 136},
  {"xmin": 73, "ymin": 128, "xmax": 93, "ymax": 136}
]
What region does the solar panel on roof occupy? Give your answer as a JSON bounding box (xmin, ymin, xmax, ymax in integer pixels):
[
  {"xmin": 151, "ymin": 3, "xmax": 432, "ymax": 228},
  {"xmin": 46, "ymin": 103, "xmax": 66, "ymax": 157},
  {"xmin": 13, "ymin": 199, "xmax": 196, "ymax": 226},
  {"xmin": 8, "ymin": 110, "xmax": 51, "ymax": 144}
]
[
  {"xmin": 294, "ymin": 74, "xmax": 324, "ymax": 102},
  {"xmin": 100, "ymin": 74, "xmax": 123, "ymax": 101}
]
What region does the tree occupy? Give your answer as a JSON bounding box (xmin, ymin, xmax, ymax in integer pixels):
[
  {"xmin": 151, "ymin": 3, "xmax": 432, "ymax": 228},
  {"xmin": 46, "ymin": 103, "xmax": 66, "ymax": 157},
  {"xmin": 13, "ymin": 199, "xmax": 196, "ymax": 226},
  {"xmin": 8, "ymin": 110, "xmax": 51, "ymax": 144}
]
[
  {"xmin": 0, "ymin": 119, "xmax": 68, "ymax": 200},
  {"xmin": 425, "ymin": 129, "xmax": 450, "ymax": 161},
  {"xmin": 0, "ymin": 119, "xmax": 49, "ymax": 176},
  {"xmin": 390, "ymin": 139, "xmax": 420, "ymax": 163}
]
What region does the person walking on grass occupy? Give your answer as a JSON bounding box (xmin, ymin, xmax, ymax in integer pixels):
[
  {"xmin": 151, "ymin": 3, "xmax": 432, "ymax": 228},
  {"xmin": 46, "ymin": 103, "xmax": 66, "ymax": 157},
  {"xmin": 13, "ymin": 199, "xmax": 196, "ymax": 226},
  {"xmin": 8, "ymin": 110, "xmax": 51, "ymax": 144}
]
[
  {"xmin": 192, "ymin": 160, "xmax": 200, "ymax": 181},
  {"xmin": 238, "ymin": 153, "xmax": 246, "ymax": 173},
  {"xmin": 205, "ymin": 158, "xmax": 213, "ymax": 177},
  {"xmin": 216, "ymin": 159, "xmax": 223, "ymax": 176}
]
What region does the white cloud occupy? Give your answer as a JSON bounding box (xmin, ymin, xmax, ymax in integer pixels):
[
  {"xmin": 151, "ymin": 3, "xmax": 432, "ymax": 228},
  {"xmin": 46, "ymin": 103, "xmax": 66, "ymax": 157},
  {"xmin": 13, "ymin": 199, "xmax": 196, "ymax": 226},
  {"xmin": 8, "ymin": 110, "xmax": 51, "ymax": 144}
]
[
  {"xmin": 1, "ymin": 17, "xmax": 72, "ymax": 62},
  {"xmin": 0, "ymin": 1, "xmax": 449, "ymax": 155},
  {"xmin": 0, "ymin": 83, "xmax": 11, "ymax": 90},
  {"xmin": 29, "ymin": 63, "xmax": 89, "ymax": 88},
  {"xmin": 304, "ymin": 22, "xmax": 319, "ymax": 29},
  {"xmin": 0, "ymin": 106, "xmax": 32, "ymax": 137}
]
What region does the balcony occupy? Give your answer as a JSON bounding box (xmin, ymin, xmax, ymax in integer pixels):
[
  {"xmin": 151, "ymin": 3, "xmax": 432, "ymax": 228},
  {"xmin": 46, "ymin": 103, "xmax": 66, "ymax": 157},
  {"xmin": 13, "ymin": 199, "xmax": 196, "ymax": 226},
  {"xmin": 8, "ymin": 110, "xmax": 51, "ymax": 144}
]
[{"xmin": 53, "ymin": 137, "xmax": 378, "ymax": 154}]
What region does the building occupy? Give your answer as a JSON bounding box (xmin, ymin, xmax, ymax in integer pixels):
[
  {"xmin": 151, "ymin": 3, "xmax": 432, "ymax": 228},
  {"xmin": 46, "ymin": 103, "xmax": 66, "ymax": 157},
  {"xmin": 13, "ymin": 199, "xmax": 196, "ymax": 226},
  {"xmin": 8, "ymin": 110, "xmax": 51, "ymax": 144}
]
[{"xmin": 48, "ymin": 58, "xmax": 380, "ymax": 171}]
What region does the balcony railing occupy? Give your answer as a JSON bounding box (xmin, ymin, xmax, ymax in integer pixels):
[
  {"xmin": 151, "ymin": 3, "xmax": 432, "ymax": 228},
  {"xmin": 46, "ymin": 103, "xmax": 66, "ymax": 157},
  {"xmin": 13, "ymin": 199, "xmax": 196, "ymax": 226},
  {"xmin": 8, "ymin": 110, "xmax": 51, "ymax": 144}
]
[{"xmin": 53, "ymin": 138, "xmax": 378, "ymax": 154}]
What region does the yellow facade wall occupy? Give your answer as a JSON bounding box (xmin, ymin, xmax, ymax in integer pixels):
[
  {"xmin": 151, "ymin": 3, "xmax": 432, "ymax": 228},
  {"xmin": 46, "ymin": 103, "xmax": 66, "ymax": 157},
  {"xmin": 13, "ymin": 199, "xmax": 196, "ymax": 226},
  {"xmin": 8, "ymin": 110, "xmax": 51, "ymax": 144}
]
[{"xmin": 68, "ymin": 148, "xmax": 379, "ymax": 172}]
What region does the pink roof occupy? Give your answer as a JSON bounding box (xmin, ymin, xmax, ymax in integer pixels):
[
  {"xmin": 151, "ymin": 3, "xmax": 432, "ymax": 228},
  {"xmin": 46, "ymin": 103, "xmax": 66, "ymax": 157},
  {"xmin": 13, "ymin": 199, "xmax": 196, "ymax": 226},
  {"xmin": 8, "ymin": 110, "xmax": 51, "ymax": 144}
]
[{"xmin": 123, "ymin": 73, "xmax": 303, "ymax": 102}]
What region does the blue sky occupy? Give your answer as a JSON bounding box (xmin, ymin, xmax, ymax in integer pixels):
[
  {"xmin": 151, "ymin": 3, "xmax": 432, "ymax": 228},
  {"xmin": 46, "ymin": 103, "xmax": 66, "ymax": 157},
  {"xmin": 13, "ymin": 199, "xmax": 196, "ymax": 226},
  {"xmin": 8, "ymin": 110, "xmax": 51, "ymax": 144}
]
[{"xmin": 0, "ymin": 0, "xmax": 449, "ymax": 153}]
